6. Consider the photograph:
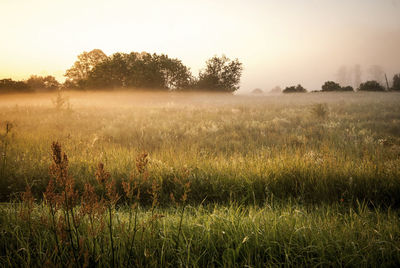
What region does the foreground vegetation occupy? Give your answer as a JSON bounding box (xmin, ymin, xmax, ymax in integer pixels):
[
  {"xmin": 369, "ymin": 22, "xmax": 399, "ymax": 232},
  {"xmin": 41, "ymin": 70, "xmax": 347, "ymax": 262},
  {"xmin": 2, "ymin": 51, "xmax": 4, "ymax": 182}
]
[
  {"xmin": 1, "ymin": 91, "xmax": 400, "ymax": 266},
  {"xmin": 2, "ymin": 201, "xmax": 400, "ymax": 266}
]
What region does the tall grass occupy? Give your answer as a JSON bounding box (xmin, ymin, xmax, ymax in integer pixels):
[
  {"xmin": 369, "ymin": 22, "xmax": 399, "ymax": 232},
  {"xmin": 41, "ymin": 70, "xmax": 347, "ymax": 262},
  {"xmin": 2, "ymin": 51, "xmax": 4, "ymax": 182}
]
[
  {"xmin": 0, "ymin": 92, "xmax": 399, "ymax": 206},
  {"xmin": 1, "ymin": 201, "xmax": 400, "ymax": 266},
  {"xmin": 0, "ymin": 91, "xmax": 400, "ymax": 266}
]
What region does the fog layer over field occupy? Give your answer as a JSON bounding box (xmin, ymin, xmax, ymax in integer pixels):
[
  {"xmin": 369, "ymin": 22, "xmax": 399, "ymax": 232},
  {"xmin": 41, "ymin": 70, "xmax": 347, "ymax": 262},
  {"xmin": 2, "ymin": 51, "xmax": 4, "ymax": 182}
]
[{"xmin": 1, "ymin": 90, "xmax": 400, "ymax": 204}]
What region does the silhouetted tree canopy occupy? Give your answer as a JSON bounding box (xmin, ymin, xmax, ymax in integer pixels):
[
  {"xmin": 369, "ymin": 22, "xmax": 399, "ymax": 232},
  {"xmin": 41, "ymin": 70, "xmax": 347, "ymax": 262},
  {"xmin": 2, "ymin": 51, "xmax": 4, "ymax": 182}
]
[
  {"xmin": 65, "ymin": 49, "xmax": 108, "ymax": 88},
  {"xmin": 283, "ymin": 84, "xmax": 307, "ymax": 93},
  {"xmin": 392, "ymin": 74, "xmax": 400, "ymax": 91},
  {"xmin": 0, "ymin": 79, "xmax": 31, "ymax": 92},
  {"xmin": 321, "ymin": 81, "xmax": 341, "ymax": 91},
  {"xmin": 358, "ymin": 80, "xmax": 385, "ymax": 91},
  {"xmin": 85, "ymin": 52, "xmax": 192, "ymax": 90},
  {"xmin": 321, "ymin": 81, "xmax": 353, "ymax": 92},
  {"xmin": 26, "ymin": 75, "xmax": 60, "ymax": 90},
  {"xmin": 64, "ymin": 50, "xmax": 242, "ymax": 92},
  {"xmin": 341, "ymin": 86, "xmax": 354, "ymax": 91},
  {"xmin": 194, "ymin": 55, "xmax": 243, "ymax": 92}
]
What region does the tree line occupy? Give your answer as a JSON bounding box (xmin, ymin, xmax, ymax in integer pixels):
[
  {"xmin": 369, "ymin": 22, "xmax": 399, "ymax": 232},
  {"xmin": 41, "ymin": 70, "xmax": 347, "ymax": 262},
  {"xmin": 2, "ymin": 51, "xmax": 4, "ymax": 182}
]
[
  {"xmin": 281, "ymin": 77, "xmax": 400, "ymax": 93},
  {"xmin": 0, "ymin": 49, "xmax": 243, "ymax": 93},
  {"xmin": 2, "ymin": 49, "xmax": 400, "ymax": 93}
]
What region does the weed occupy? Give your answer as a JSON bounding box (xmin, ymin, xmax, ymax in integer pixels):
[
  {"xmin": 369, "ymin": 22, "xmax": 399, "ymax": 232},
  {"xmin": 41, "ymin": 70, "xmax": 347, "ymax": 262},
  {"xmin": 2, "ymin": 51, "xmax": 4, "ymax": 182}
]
[
  {"xmin": 310, "ymin": 103, "xmax": 328, "ymax": 119},
  {"xmin": 52, "ymin": 89, "xmax": 70, "ymax": 110}
]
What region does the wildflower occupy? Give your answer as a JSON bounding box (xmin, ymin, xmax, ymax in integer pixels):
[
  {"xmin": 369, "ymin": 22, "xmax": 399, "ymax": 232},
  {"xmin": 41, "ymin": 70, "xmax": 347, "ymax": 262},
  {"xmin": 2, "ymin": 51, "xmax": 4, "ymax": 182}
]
[
  {"xmin": 95, "ymin": 162, "xmax": 110, "ymax": 185},
  {"xmin": 81, "ymin": 183, "xmax": 100, "ymax": 216},
  {"xmin": 136, "ymin": 152, "xmax": 148, "ymax": 174}
]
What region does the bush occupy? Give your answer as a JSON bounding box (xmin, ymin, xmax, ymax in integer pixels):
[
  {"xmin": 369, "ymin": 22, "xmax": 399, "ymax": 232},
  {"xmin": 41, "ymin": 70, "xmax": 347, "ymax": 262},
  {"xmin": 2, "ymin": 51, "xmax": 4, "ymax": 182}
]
[
  {"xmin": 321, "ymin": 81, "xmax": 341, "ymax": 92},
  {"xmin": 310, "ymin": 103, "xmax": 328, "ymax": 119},
  {"xmin": 358, "ymin": 81, "xmax": 385, "ymax": 91},
  {"xmin": 283, "ymin": 84, "xmax": 307, "ymax": 93},
  {"xmin": 341, "ymin": 86, "xmax": 354, "ymax": 91},
  {"xmin": 321, "ymin": 81, "xmax": 354, "ymax": 92}
]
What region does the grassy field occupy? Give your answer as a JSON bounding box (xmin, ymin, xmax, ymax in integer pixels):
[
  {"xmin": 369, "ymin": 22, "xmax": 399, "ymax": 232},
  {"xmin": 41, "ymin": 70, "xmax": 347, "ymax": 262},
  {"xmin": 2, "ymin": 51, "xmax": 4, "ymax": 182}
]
[{"xmin": 1, "ymin": 91, "xmax": 400, "ymax": 266}]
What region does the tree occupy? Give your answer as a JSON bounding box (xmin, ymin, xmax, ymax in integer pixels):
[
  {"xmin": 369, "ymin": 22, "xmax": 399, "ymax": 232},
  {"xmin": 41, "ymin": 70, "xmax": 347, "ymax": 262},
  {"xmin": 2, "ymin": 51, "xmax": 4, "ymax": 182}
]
[
  {"xmin": 283, "ymin": 84, "xmax": 307, "ymax": 93},
  {"xmin": 353, "ymin": 64, "xmax": 362, "ymax": 89},
  {"xmin": 87, "ymin": 52, "xmax": 129, "ymax": 89},
  {"xmin": 26, "ymin": 75, "xmax": 60, "ymax": 90},
  {"xmin": 358, "ymin": 80, "xmax": 385, "ymax": 91},
  {"xmin": 321, "ymin": 81, "xmax": 341, "ymax": 92},
  {"xmin": 65, "ymin": 49, "xmax": 108, "ymax": 88},
  {"xmin": 336, "ymin": 65, "xmax": 349, "ymax": 86},
  {"xmin": 368, "ymin": 65, "xmax": 385, "ymax": 85},
  {"xmin": 195, "ymin": 55, "xmax": 243, "ymax": 92},
  {"xmin": 156, "ymin": 54, "xmax": 192, "ymax": 90},
  {"xmin": 321, "ymin": 81, "xmax": 354, "ymax": 92},
  {"xmin": 85, "ymin": 52, "xmax": 193, "ymax": 90},
  {"xmin": 0, "ymin": 78, "xmax": 31, "ymax": 92},
  {"xmin": 392, "ymin": 74, "xmax": 400, "ymax": 91}
]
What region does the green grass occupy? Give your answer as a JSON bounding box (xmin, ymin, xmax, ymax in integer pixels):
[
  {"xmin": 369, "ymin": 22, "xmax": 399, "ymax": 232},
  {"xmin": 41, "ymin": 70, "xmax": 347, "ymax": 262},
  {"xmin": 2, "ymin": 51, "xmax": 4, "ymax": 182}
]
[
  {"xmin": 0, "ymin": 91, "xmax": 400, "ymax": 266},
  {"xmin": 1, "ymin": 202, "xmax": 399, "ymax": 267}
]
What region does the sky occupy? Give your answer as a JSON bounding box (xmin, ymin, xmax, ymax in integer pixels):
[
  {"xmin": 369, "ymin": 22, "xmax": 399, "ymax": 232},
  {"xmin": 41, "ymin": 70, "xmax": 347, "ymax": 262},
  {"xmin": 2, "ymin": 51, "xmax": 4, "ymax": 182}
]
[{"xmin": 1, "ymin": 0, "xmax": 400, "ymax": 92}]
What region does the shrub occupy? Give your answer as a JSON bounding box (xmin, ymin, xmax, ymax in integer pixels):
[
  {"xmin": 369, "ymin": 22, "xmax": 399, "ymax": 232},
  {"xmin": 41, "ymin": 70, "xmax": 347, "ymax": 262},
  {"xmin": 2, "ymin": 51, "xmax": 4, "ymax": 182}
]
[
  {"xmin": 321, "ymin": 81, "xmax": 354, "ymax": 92},
  {"xmin": 321, "ymin": 81, "xmax": 341, "ymax": 92},
  {"xmin": 283, "ymin": 84, "xmax": 307, "ymax": 93},
  {"xmin": 310, "ymin": 103, "xmax": 328, "ymax": 119},
  {"xmin": 341, "ymin": 86, "xmax": 354, "ymax": 91},
  {"xmin": 358, "ymin": 80, "xmax": 385, "ymax": 91}
]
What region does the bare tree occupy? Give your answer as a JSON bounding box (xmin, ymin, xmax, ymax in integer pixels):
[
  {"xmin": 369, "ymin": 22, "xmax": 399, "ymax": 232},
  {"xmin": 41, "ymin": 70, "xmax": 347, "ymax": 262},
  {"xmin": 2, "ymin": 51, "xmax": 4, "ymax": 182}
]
[
  {"xmin": 353, "ymin": 64, "xmax": 362, "ymax": 89},
  {"xmin": 336, "ymin": 65, "xmax": 350, "ymax": 86},
  {"xmin": 368, "ymin": 65, "xmax": 385, "ymax": 85}
]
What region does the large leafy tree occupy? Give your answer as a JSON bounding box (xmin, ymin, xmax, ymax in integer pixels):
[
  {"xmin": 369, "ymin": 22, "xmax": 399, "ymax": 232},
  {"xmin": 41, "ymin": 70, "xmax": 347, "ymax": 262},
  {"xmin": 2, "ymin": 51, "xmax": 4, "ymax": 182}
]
[
  {"xmin": 156, "ymin": 54, "xmax": 192, "ymax": 90},
  {"xmin": 87, "ymin": 52, "xmax": 129, "ymax": 88},
  {"xmin": 195, "ymin": 55, "xmax": 243, "ymax": 92},
  {"xmin": 65, "ymin": 49, "xmax": 108, "ymax": 88},
  {"xmin": 86, "ymin": 52, "xmax": 192, "ymax": 90}
]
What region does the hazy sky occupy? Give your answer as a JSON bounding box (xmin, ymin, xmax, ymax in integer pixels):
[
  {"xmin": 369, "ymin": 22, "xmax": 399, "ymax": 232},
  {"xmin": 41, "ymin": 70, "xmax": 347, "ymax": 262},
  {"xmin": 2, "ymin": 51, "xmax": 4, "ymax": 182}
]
[{"xmin": 1, "ymin": 0, "xmax": 399, "ymax": 92}]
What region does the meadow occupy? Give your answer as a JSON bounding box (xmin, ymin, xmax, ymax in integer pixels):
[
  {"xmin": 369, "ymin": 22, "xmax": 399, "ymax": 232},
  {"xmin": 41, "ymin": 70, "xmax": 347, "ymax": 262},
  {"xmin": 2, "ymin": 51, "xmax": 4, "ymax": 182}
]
[{"xmin": 0, "ymin": 91, "xmax": 400, "ymax": 266}]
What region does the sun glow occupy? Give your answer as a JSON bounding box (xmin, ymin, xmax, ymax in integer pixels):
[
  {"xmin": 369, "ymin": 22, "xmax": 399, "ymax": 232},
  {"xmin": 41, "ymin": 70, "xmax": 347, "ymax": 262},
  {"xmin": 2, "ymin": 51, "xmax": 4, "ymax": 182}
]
[{"xmin": 1, "ymin": 0, "xmax": 400, "ymax": 91}]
